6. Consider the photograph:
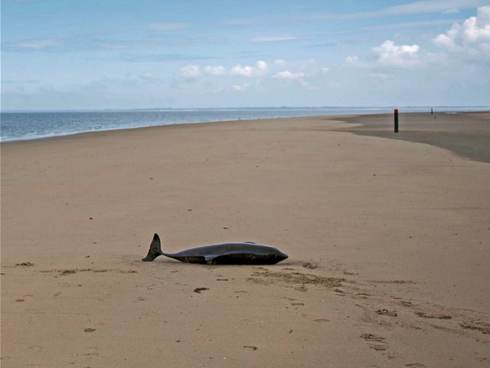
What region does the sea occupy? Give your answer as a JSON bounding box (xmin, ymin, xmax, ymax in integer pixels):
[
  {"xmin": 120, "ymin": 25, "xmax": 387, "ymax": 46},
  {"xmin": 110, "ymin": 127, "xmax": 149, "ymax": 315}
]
[{"xmin": 1, "ymin": 106, "xmax": 487, "ymax": 143}]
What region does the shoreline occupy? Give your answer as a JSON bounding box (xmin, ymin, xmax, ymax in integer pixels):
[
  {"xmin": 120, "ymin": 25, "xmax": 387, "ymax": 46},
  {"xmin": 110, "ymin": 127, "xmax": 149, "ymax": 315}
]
[
  {"xmin": 2, "ymin": 109, "xmax": 489, "ymax": 145},
  {"xmin": 0, "ymin": 113, "xmax": 359, "ymax": 144},
  {"xmin": 3, "ymin": 111, "xmax": 490, "ymax": 164}
]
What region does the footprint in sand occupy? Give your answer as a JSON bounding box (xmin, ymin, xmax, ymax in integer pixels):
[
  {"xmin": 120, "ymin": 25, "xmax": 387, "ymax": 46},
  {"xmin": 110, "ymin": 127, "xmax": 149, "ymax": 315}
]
[
  {"xmin": 355, "ymin": 292, "xmax": 370, "ymax": 299},
  {"xmin": 459, "ymin": 321, "xmax": 490, "ymax": 335},
  {"xmin": 16, "ymin": 262, "xmax": 34, "ymax": 267},
  {"xmin": 415, "ymin": 311, "xmax": 451, "ymax": 320},
  {"xmin": 314, "ymin": 318, "xmax": 329, "ymax": 323},
  {"xmin": 194, "ymin": 287, "xmax": 209, "ymax": 294},
  {"xmin": 361, "ymin": 333, "xmax": 385, "ymax": 342},
  {"xmin": 302, "ymin": 262, "xmax": 318, "ymax": 269},
  {"xmin": 376, "ymin": 308, "xmax": 398, "ymax": 317},
  {"xmin": 361, "ymin": 333, "xmax": 387, "ymax": 351},
  {"xmin": 343, "ymin": 271, "xmax": 358, "ymax": 276},
  {"xmin": 60, "ymin": 270, "xmax": 77, "ymax": 276},
  {"xmin": 399, "ymin": 300, "xmax": 413, "ymax": 307}
]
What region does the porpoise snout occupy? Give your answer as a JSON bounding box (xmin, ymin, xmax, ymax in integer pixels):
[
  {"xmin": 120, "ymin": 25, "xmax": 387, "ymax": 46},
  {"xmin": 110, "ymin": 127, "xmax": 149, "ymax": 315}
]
[{"xmin": 277, "ymin": 251, "xmax": 288, "ymax": 261}]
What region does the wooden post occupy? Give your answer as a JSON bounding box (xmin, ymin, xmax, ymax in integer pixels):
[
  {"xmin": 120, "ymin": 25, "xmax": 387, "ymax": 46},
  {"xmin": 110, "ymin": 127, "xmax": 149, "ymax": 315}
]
[{"xmin": 394, "ymin": 108, "xmax": 399, "ymax": 133}]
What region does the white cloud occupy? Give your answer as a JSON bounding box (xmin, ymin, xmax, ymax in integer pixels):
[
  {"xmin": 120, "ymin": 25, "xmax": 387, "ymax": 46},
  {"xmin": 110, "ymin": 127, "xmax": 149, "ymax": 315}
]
[
  {"xmin": 230, "ymin": 60, "xmax": 268, "ymax": 77},
  {"xmin": 434, "ymin": 6, "xmax": 490, "ymax": 55},
  {"xmin": 251, "ymin": 36, "xmax": 297, "ymax": 43},
  {"xmin": 179, "ymin": 64, "xmax": 229, "ymax": 79},
  {"xmin": 345, "ymin": 55, "xmax": 360, "ymax": 65},
  {"xmin": 149, "ymin": 22, "xmax": 188, "ymax": 31},
  {"xmin": 373, "ymin": 40, "xmax": 421, "ymax": 67},
  {"xmin": 178, "ymin": 61, "xmax": 267, "ymax": 80},
  {"xmin": 179, "ymin": 65, "xmax": 201, "ymax": 79},
  {"xmin": 344, "ymin": 55, "xmax": 371, "ymax": 68},
  {"xmin": 257, "ymin": 60, "xmax": 267, "ymax": 71},
  {"xmin": 230, "ymin": 65, "xmax": 256, "ymax": 77},
  {"xmin": 273, "ymin": 70, "xmax": 305, "ymax": 81},
  {"xmin": 434, "ymin": 31, "xmax": 458, "ymax": 49},
  {"xmin": 15, "ymin": 39, "xmax": 58, "ymax": 50},
  {"xmin": 203, "ymin": 65, "xmax": 226, "ymax": 75},
  {"xmin": 178, "ymin": 60, "xmax": 323, "ymax": 84}
]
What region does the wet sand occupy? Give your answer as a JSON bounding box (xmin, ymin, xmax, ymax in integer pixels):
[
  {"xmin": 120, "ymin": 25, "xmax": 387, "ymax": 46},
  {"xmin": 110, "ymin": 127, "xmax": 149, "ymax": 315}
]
[
  {"xmin": 339, "ymin": 111, "xmax": 490, "ymax": 163},
  {"xmin": 1, "ymin": 113, "xmax": 490, "ymax": 367}
]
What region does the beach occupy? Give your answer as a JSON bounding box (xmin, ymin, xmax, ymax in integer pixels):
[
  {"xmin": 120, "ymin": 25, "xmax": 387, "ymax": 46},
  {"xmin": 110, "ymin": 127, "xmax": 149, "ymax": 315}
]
[{"xmin": 1, "ymin": 112, "xmax": 490, "ymax": 367}]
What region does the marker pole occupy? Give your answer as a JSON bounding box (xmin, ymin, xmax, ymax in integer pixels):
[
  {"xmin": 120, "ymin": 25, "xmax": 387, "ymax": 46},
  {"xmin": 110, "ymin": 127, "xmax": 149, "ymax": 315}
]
[{"xmin": 394, "ymin": 108, "xmax": 399, "ymax": 133}]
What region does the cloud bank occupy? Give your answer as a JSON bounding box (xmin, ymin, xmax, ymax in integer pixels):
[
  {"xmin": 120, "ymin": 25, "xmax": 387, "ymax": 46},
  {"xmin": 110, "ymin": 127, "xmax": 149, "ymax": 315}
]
[{"xmin": 434, "ymin": 6, "xmax": 490, "ymax": 55}]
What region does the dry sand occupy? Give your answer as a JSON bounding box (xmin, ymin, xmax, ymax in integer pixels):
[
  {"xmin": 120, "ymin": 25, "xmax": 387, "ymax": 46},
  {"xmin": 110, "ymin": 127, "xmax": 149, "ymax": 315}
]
[{"xmin": 1, "ymin": 112, "xmax": 490, "ymax": 367}]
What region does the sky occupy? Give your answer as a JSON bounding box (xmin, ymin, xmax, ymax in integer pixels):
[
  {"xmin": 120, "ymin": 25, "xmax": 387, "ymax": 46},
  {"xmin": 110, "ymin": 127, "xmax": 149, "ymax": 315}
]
[{"xmin": 1, "ymin": 0, "xmax": 490, "ymax": 110}]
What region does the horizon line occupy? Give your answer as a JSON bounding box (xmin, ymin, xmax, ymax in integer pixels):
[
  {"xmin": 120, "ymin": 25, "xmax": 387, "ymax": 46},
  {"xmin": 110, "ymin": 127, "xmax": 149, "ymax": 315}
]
[{"xmin": 2, "ymin": 105, "xmax": 490, "ymax": 113}]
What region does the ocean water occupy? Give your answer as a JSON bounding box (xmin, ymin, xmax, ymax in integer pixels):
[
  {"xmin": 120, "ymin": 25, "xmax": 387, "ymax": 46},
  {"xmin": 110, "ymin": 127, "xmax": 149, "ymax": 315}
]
[{"xmin": 0, "ymin": 107, "xmax": 487, "ymax": 143}]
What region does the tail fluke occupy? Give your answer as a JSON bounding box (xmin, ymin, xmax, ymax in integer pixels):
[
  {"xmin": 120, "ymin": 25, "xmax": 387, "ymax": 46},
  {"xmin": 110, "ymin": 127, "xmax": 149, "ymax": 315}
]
[{"xmin": 142, "ymin": 233, "xmax": 163, "ymax": 262}]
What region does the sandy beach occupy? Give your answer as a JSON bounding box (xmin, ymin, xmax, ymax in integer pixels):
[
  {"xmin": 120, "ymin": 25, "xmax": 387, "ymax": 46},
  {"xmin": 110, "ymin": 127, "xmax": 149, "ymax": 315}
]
[{"xmin": 1, "ymin": 112, "xmax": 489, "ymax": 367}]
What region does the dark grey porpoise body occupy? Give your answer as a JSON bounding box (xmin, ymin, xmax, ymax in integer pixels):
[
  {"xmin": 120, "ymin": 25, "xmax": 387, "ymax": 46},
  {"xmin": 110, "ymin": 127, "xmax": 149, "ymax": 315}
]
[{"xmin": 142, "ymin": 233, "xmax": 288, "ymax": 265}]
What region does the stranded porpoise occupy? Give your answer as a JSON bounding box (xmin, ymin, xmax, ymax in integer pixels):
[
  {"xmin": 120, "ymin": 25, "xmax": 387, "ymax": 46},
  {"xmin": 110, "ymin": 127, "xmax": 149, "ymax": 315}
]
[{"xmin": 142, "ymin": 233, "xmax": 288, "ymax": 265}]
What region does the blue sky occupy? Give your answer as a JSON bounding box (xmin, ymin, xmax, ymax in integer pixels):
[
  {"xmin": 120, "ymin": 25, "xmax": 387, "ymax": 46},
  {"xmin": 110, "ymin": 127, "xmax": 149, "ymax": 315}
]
[{"xmin": 1, "ymin": 0, "xmax": 490, "ymax": 110}]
